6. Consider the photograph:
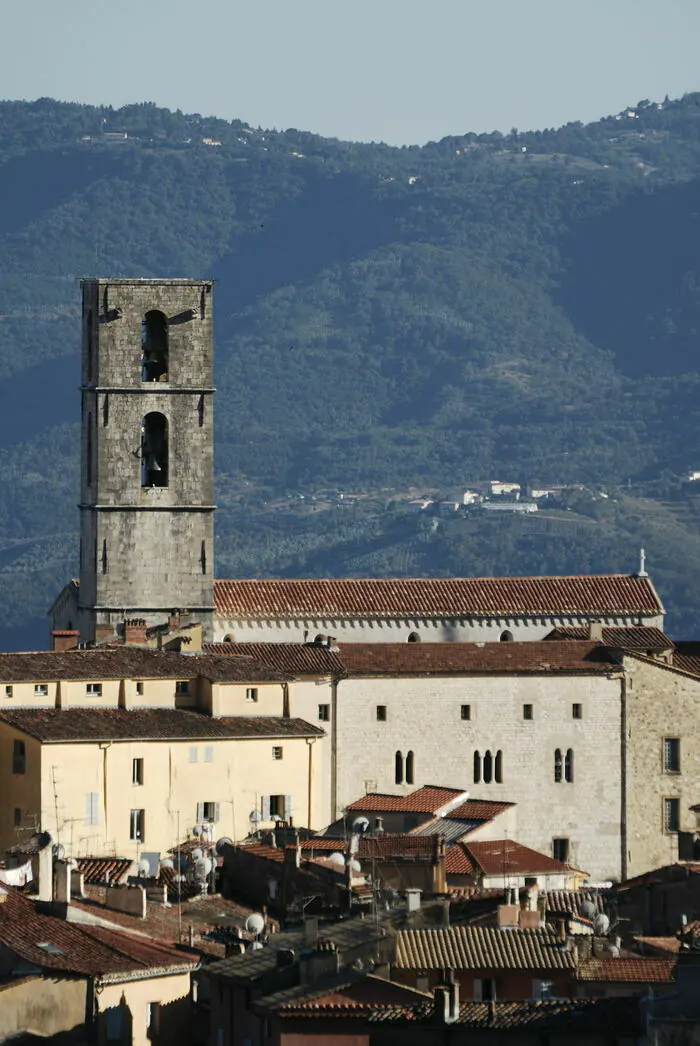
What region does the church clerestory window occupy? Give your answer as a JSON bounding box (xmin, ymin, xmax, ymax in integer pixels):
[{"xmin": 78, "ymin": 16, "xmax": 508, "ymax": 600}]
[
  {"xmin": 141, "ymin": 310, "xmax": 169, "ymax": 382},
  {"xmin": 141, "ymin": 413, "xmax": 169, "ymax": 487}
]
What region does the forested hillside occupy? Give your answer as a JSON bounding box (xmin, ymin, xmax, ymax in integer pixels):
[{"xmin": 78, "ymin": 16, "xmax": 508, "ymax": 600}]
[{"xmin": 2, "ymin": 94, "xmax": 700, "ymax": 647}]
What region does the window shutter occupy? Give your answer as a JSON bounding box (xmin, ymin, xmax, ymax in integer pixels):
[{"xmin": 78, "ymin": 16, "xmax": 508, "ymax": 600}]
[
  {"xmin": 214, "ymin": 802, "xmax": 221, "ymax": 822},
  {"xmin": 196, "ymin": 802, "xmax": 204, "ymax": 823},
  {"xmin": 284, "ymin": 795, "xmax": 292, "ymax": 820},
  {"xmin": 261, "ymin": 796, "xmax": 271, "ymax": 820}
]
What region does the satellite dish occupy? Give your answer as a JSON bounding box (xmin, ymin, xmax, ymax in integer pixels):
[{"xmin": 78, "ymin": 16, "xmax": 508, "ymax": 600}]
[
  {"xmin": 67, "ymin": 858, "xmax": 78, "ymax": 869},
  {"xmin": 245, "ymin": 912, "xmax": 265, "ymax": 936},
  {"xmin": 271, "ymin": 814, "xmax": 281, "ymax": 823},
  {"xmin": 352, "ymin": 816, "xmax": 370, "ymax": 834},
  {"xmin": 608, "ymin": 945, "xmax": 620, "ymax": 958},
  {"xmin": 329, "ymin": 852, "xmax": 345, "ymax": 868},
  {"xmin": 216, "ymin": 837, "xmax": 233, "ymax": 855},
  {"xmin": 52, "ymin": 843, "xmax": 66, "ymax": 860},
  {"xmin": 192, "ymin": 825, "xmax": 202, "ymax": 837},
  {"xmin": 350, "ymin": 859, "xmax": 361, "ymax": 872},
  {"xmin": 138, "ymin": 858, "xmax": 151, "ymax": 877},
  {"xmin": 195, "ymin": 857, "xmax": 213, "ymax": 880},
  {"xmin": 159, "ymin": 857, "xmax": 174, "ymax": 871},
  {"xmin": 593, "ymin": 913, "xmax": 610, "ymax": 936},
  {"xmin": 191, "ymin": 847, "xmax": 204, "ymax": 861},
  {"xmin": 250, "ymin": 810, "xmax": 261, "ymax": 824},
  {"xmin": 580, "ymin": 900, "xmax": 597, "ymax": 920}
]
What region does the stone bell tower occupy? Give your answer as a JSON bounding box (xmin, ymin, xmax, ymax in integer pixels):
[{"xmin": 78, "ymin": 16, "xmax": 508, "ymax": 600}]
[{"xmin": 78, "ymin": 278, "xmax": 215, "ymax": 643}]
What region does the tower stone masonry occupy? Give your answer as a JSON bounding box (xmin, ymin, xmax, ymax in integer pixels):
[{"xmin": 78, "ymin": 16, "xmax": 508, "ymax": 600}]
[{"xmin": 78, "ymin": 278, "xmax": 215, "ymax": 642}]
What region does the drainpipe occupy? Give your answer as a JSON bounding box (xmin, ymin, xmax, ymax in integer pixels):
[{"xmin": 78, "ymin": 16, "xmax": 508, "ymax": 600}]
[
  {"xmin": 306, "ymin": 738, "xmax": 316, "ymax": 829},
  {"xmin": 620, "ymin": 670, "xmax": 628, "ymax": 882},
  {"xmin": 98, "ymin": 742, "xmax": 112, "ymax": 847},
  {"xmin": 331, "ymin": 676, "xmax": 340, "ymax": 820}
]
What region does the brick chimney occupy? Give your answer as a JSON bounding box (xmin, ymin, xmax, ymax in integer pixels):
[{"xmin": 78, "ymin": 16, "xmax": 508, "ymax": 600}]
[
  {"xmin": 51, "ymin": 630, "xmax": 79, "ymax": 652},
  {"xmin": 123, "ymin": 619, "xmax": 148, "ymax": 646}
]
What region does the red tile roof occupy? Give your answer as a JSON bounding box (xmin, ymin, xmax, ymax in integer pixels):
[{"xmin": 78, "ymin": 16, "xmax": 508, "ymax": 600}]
[
  {"xmin": 0, "ymin": 708, "xmax": 325, "ymax": 743},
  {"xmin": 546, "ymin": 626, "xmax": 673, "ymax": 650},
  {"xmin": 204, "ymin": 642, "xmax": 344, "ymax": 675},
  {"xmin": 212, "ymin": 574, "xmax": 663, "ymax": 619},
  {"xmin": 345, "ymin": 786, "xmax": 466, "ymax": 814},
  {"xmin": 0, "ymin": 648, "xmax": 287, "ymax": 683},
  {"xmin": 367, "ymin": 998, "xmax": 641, "ymax": 1030},
  {"xmin": 74, "ymin": 857, "xmax": 133, "ymax": 885},
  {"xmin": 446, "ymin": 839, "xmax": 582, "ymax": 878},
  {"xmin": 337, "ymin": 641, "xmax": 618, "ymax": 676},
  {"xmin": 0, "ymin": 888, "xmax": 198, "ymax": 977},
  {"xmin": 443, "ymin": 799, "xmax": 515, "ymax": 822},
  {"xmin": 395, "ymin": 926, "xmax": 577, "ymax": 971},
  {"xmin": 577, "ymin": 957, "xmax": 675, "ymax": 983}
]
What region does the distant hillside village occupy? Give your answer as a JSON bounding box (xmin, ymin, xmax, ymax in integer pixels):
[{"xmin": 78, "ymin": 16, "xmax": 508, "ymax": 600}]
[{"xmin": 1, "ymin": 280, "xmax": 699, "ymax": 1046}]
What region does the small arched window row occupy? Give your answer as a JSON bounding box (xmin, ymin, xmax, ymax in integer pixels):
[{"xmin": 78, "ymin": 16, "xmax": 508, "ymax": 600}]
[
  {"xmin": 499, "ymin": 630, "xmax": 514, "ymax": 642},
  {"xmin": 473, "ymin": 749, "xmax": 503, "ymax": 784},
  {"xmin": 407, "ymin": 632, "xmax": 421, "ymax": 643},
  {"xmin": 141, "ymin": 412, "xmax": 169, "ymax": 488},
  {"xmin": 141, "ymin": 310, "xmax": 169, "ymax": 382}
]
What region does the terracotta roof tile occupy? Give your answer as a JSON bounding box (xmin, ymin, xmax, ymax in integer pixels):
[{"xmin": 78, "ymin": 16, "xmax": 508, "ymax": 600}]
[
  {"xmin": 395, "ymin": 926, "xmax": 577, "ymax": 971},
  {"xmin": 0, "ymin": 649, "xmax": 287, "ymax": 683},
  {"xmin": 0, "ymin": 708, "xmax": 325, "ymax": 743},
  {"xmin": 203, "ymin": 642, "xmax": 344, "ymax": 675},
  {"xmin": 443, "ymin": 799, "xmax": 515, "ymax": 821},
  {"xmin": 346, "ymin": 786, "xmax": 466, "ymax": 814},
  {"xmin": 74, "ymin": 857, "xmax": 133, "ymax": 884},
  {"xmin": 633, "ymin": 936, "xmax": 681, "ymax": 955},
  {"xmin": 450, "ymin": 839, "xmax": 583, "ymax": 878},
  {"xmin": 367, "ymin": 998, "xmax": 641, "ymax": 1030},
  {"xmin": 577, "ymin": 957, "xmax": 675, "ymax": 983},
  {"xmin": 546, "ymin": 626, "xmax": 673, "ymax": 650},
  {"xmin": 213, "ymin": 574, "xmax": 663, "ymax": 619},
  {"xmin": 337, "ymin": 641, "xmax": 618, "ymax": 676}
]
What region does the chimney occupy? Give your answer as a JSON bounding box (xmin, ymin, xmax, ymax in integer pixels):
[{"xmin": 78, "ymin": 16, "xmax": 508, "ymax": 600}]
[
  {"xmin": 304, "ymin": 916, "xmax": 319, "ymax": 948},
  {"xmin": 374, "ymin": 816, "xmax": 384, "ymax": 833},
  {"xmin": 36, "ymin": 844, "xmax": 53, "ymax": 903},
  {"xmin": 53, "ymin": 859, "xmax": 72, "ymax": 905},
  {"xmin": 589, "ymin": 621, "xmax": 604, "ymax": 642},
  {"xmin": 284, "ymin": 844, "xmax": 301, "ymax": 869},
  {"xmin": 51, "ymin": 630, "xmax": 79, "ymax": 653},
  {"xmin": 94, "ymin": 623, "xmax": 115, "ymax": 646},
  {"xmin": 406, "ymin": 888, "xmax": 422, "ymax": 912},
  {"xmin": 123, "ymin": 619, "xmax": 148, "ymax": 646},
  {"xmin": 168, "ymin": 611, "xmax": 181, "ymax": 633},
  {"xmin": 433, "ymin": 981, "xmax": 459, "ymax": 1025}
]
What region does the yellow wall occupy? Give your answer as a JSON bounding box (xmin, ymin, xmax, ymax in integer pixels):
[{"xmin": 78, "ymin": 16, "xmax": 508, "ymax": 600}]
[
  {"xmin": 97, "ymin": 971, "xmax": 193, "ymax": 1046},
  {"xmin": 0, "ymin": 724, "xmax": 43, "ymax": 851},
  {"xmin": 25, "ymin": 734, "xmax": 323, "ymax": 858}
]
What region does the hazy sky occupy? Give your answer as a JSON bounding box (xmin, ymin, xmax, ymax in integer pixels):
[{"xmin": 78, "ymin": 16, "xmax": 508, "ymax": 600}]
[{"xmin": 2, "ymin": 0, "xmax": 698, "ymax": 145}]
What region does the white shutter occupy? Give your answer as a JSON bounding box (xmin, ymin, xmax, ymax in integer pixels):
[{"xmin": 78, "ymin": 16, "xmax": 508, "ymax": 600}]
[
  {"xmin": 85, "ymin": 792, "xmax": 98, "ymax": 826},
  {"xmin": 261, "ymin": 796, "xmax": 271, "ymax": 820},
  {"xmin": 214, "ymin": 802, "xmax": 221, "ymax": 822},
  {"xmin": 196, "ymin": 802, "xmax": 204, "ymax": 823},
  {"xmin": 284, "ymin": 795, "xmax": 292, "ymax": 821},
  {"xmin": 204, "ymin": 746, "xmax": 213, "ymax": 763}
]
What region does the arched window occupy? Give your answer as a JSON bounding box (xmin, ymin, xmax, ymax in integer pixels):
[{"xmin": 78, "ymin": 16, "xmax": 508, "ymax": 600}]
[
  {"xmin": 223, "ymin": 634, "xmax": 235, "ymax": 644},
  {"xmin": 483, "ymin": 750, "xmax": 493, "ymax": 784},
  {"xmin": 495, "ymin": 750, "xmax": 503, "ymax": 784},
  {"xmin": 141, "ymin": 310, "xmax": 169, "ymax": 382},
  {"xmin": 500, "ymin": 630, "xmax": 514, "ymax": 642},
  {"xmin": 395, "ymin": 750, "xmax": 403, "ymax": 785},
  {"xmin": 473, "ymin": 750, "xmax": 481, "ymax": 784},
  {"xmin": 141, "ymin": 413, "xmax": 168, "ymax": 487},
  {"xmin": 565, "ymin": 749, "xmax": 574, "ymax": 783},
  {"xmin": 407, "ymin": 632, "xmax": 421, "ymax": 643},
  {"xmin": 554, "ymin": 748, "xmax": 563, "ymax": 783},
  {"xmin": 405, "ymin": 751, "xmax": 415, "ymax": 785}
]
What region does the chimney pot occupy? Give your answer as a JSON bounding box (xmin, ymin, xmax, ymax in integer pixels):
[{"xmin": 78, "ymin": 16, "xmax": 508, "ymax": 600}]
[{"xmin": 51, "ymin": 630, "xmax": 80, "ymax": 652}]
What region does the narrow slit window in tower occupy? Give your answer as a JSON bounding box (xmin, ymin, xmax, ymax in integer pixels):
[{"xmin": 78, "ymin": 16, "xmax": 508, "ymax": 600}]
[
  {"xmin": 200, "ymin": 541, "xmax": 207, "ymax": 575},
  {"xmin": 483, "ymin": 749, "xmax": 493, "ymax": 784},
  {"xmin": 102, "ymin": 539, "xmax": 108, "ymax": 574},
  {"xmin": 86, "ymin": 413, "xmax": 93, "ymax": 487},
  {"xmin": 198, "ymin": 394, "xmax": 205, "ymax": 427},
  {"xmin": 395, "ymin": 750, "xmax": 403, "ymax": 785},
  {"xmin": 103, "ymin": 394, "xmax": 109, "ymax": 427},
  {"xmin": 141, "ymin": 310, "xmax": 169, "ymax": 382},
  {"xmin": 405, "ymin": 750, "xmax": 415, "ymax": 784},
  {"xmin": 141, "ymin": 413, "xmax": 169, "ymax": 487},
  {"xmin": 86, "ymin": 310, "xmax": 94, "ymax": 383}
]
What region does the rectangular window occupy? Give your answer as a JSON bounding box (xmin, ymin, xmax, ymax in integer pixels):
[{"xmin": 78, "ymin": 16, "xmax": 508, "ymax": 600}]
[
  {"xmin": 85, "ymin": 792, "xmax": 99, "ymax": 826},
  {"xmin": 318, "ymin": 704, "xmax": 330, "ymax": 721},
  {"xmin": 204, "ymin": 745, "xmax": 214, "ymax": 763},
  {"xmin": 664, "ymin": 798, "xmax": 680, "ymax": 833},
  {"xmin": 376, "ymin": 705, "xmax": 387, "ymax": 722},
  {"xmin": 13, "ymin": 807, "xmax": 21, "ymax": 827},
  {"xmin": 523, "ymin": 704, "xmax": 533, "ymax": 720},
  {"xmin": 146, "ymin": 1002, "xmax": 161, "ymax": 1040},
  {"xmin": 188, "ymin": 746, "xmax": 198, "ymax": 763},
  {"xmin": 12, "ymin": 740, "xmax": 26, "ymax": 774},
  {"xmin": 552, "ymin": 837, "xmax": 570, "ymax": 862},
  {"xmin": 5, "ymin": 685, "xmax": 12, "ymax": 698},
  {"xmin": 246, "ymin": 687, "xmax": 258, "ymax": 703},
  {"xmin": 272, "ymin": 746, "xmax": 283, "ymax": 760},
  {"xmin": 664, "ymin": 738, "xmax": 681, "ymax": 773},
  {"xmin": 86, "ymin": 683, "xmax": 102, "ymax": 697},
  {"xmin": 572, "ymin": 703, "xmax": 582, "ymax": 719},
  {"xmin": 132, "ymin": 758, "xmax": 144, "ymax": 786},
  {"xmin": 130, "ymin": 809, "xmax": 145, "ymax": 842},
  {"xmin": 198, "ymin": 801, "xmax": 220, "ymax": 822},
  {"xmin": 175, "ymin": 680, "xmax": 190, "ymax": 696},
  {"xmin": 136, "ymin": 681, "xmax": 144, "ymax": 696},
  {"xmin": 266, "ymin": 795, "xmax": 291, "ymax": 820},
  {"xmin": 461, "ymin": 704, "xmax": 471, "ymax": 720},
  {"xmin": 34, "ymin": 684, "xmax": 48, "ymax": 697}
]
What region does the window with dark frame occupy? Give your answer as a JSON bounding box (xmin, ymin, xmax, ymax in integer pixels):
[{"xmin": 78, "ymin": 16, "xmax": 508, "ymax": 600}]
[
  {"xmin": 272, "ymin": 746, "xmax": 283, "ymax": 760},
  {"xmin": 13, "ymin": 807, "xmax": 21, "ymax": 827},
  {"xmin": 523, "ymin": 704, "xmax": 533, "ymax": 720},
  {"xmin": 318, "ymin": 704, "xmax": 330, "ymax": 721},
  {"xmin": 175, "ymin": 680, "xmax": 190, "ymax": 696},
  {"xmin": 86, "ymin": 683, "xmax": 102, "ymax": 697},
  {"xmin": 664, "ymin": 738, "xmax": 681, "ymax": 773},
  {"xmin": 129, "ymin": 808, "xmax": 145, "ymax": 842},
  {"xmin": 405, "ymin": 750, "xmax": 415, "ymax": 785},
  {"xmin": 552, "ymin": 837, "xmax": 570, "ymax": 862},
  {"xmin": 376, "ymin": 705, "xmax": 387, "ymax": 721},
  {"xmin": 664, "ymin": 797, "xmax": 680, "ymax": 833},
  {"xmin": 136, "ymin": 681, "xmax": 144, "ymax": 696},
  {"xmin": 12, "ymin": 740, "xmax": 26, "ymax": 774},
  {"xmin": 395, "ymin": 750, "xmax": 403, "ymax": 785},
  {"xmin": 4, "ymin": 686, "xmax": 12, "ymax": 698},
  {"xmin": 461, "ymin": 704, "xmax": 471, "ymax": 720},
  {"xmin": 554, "ymin": 748, "xmax": 563, "ymax": 783},
  {"xmin": 572, "ymin": 703, "xmax": 582, "ymax": 719},
  {"xmin": 246, "ymin": 687, "xmax": 258, "ymax": 703},
  {"xmin": 132, "ymin": 758, "xmax": 144, "ymax": 786},
  {"xmin": 564, "ymin": 748, "xmax": 574, "ymax": 783},
  {"xmin": 34, "ymin": 684, "xmax": 48, "ymax": 697}
]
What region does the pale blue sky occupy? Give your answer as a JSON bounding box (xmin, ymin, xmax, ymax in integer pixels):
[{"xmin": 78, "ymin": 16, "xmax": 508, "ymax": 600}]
[{"xmin": 1, "ymin": 0, "xmax": 698, "ymax": 144}]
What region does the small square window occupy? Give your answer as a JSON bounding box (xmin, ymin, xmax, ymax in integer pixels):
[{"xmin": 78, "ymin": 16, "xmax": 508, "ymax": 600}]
[
  {"xmin": 572, "ymin": 703, "xmax": 582, "ymax": 720},
  {"xmin": 461, "ymin": 704, "xmax": 471, "ymax": 721},
  {"xmin": 272, "ymin": 746, "xmax": 283, "ymax": 760},
  {"xmin": 86, "ymin": 683, "xmax": 102, "ymax": 697},
  {"xmin": 246, "ymin": 687, "xmax": 258, "ymax": 703},
  {"xmin": 376, "ymin": 705, "xmax": 387, "ymax": 722},
  {"xmin": 136, "ymin": 681, "xmax": 144, "ymax": 696},
  {"xmin": 175, "ymin": 680, "xmax": 190, "ymax": 696},
  {"xmin": 188, "ymin": 746, "xmax": 198, "ymax": 763},
  {"xmin": 132, "ymin": 758, "xmax": 144, "ymax": 785},
  {"xmin": 5, "ymin": 685, "xmax": 12, "ymax": 698},
  {"xmin": 523, "ymin": 704, "xmax": 533, "ymax": 720},
  {"xmin": 552, "ymin": 837, "xmax": 570, "ymax": 862},
  {"xmin": 34, "ymin": 684, "xmax": 48, "ymax": 697},
  {"xmin": 664, "ymin": 738, "xmax": 681, "ymax": 773},
  {"xmin": 318, "ymin": 704, "xmax": 330, "ymax": 721},
  {"xmin": 664, "ymin": 797, "xmax": 680, "ymax": 833}
]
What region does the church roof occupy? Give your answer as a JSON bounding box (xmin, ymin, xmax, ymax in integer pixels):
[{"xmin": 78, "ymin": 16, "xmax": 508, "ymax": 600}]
[{"xmin": 212, "ymin": 574, "xmax": 663, "ymax": 620}]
